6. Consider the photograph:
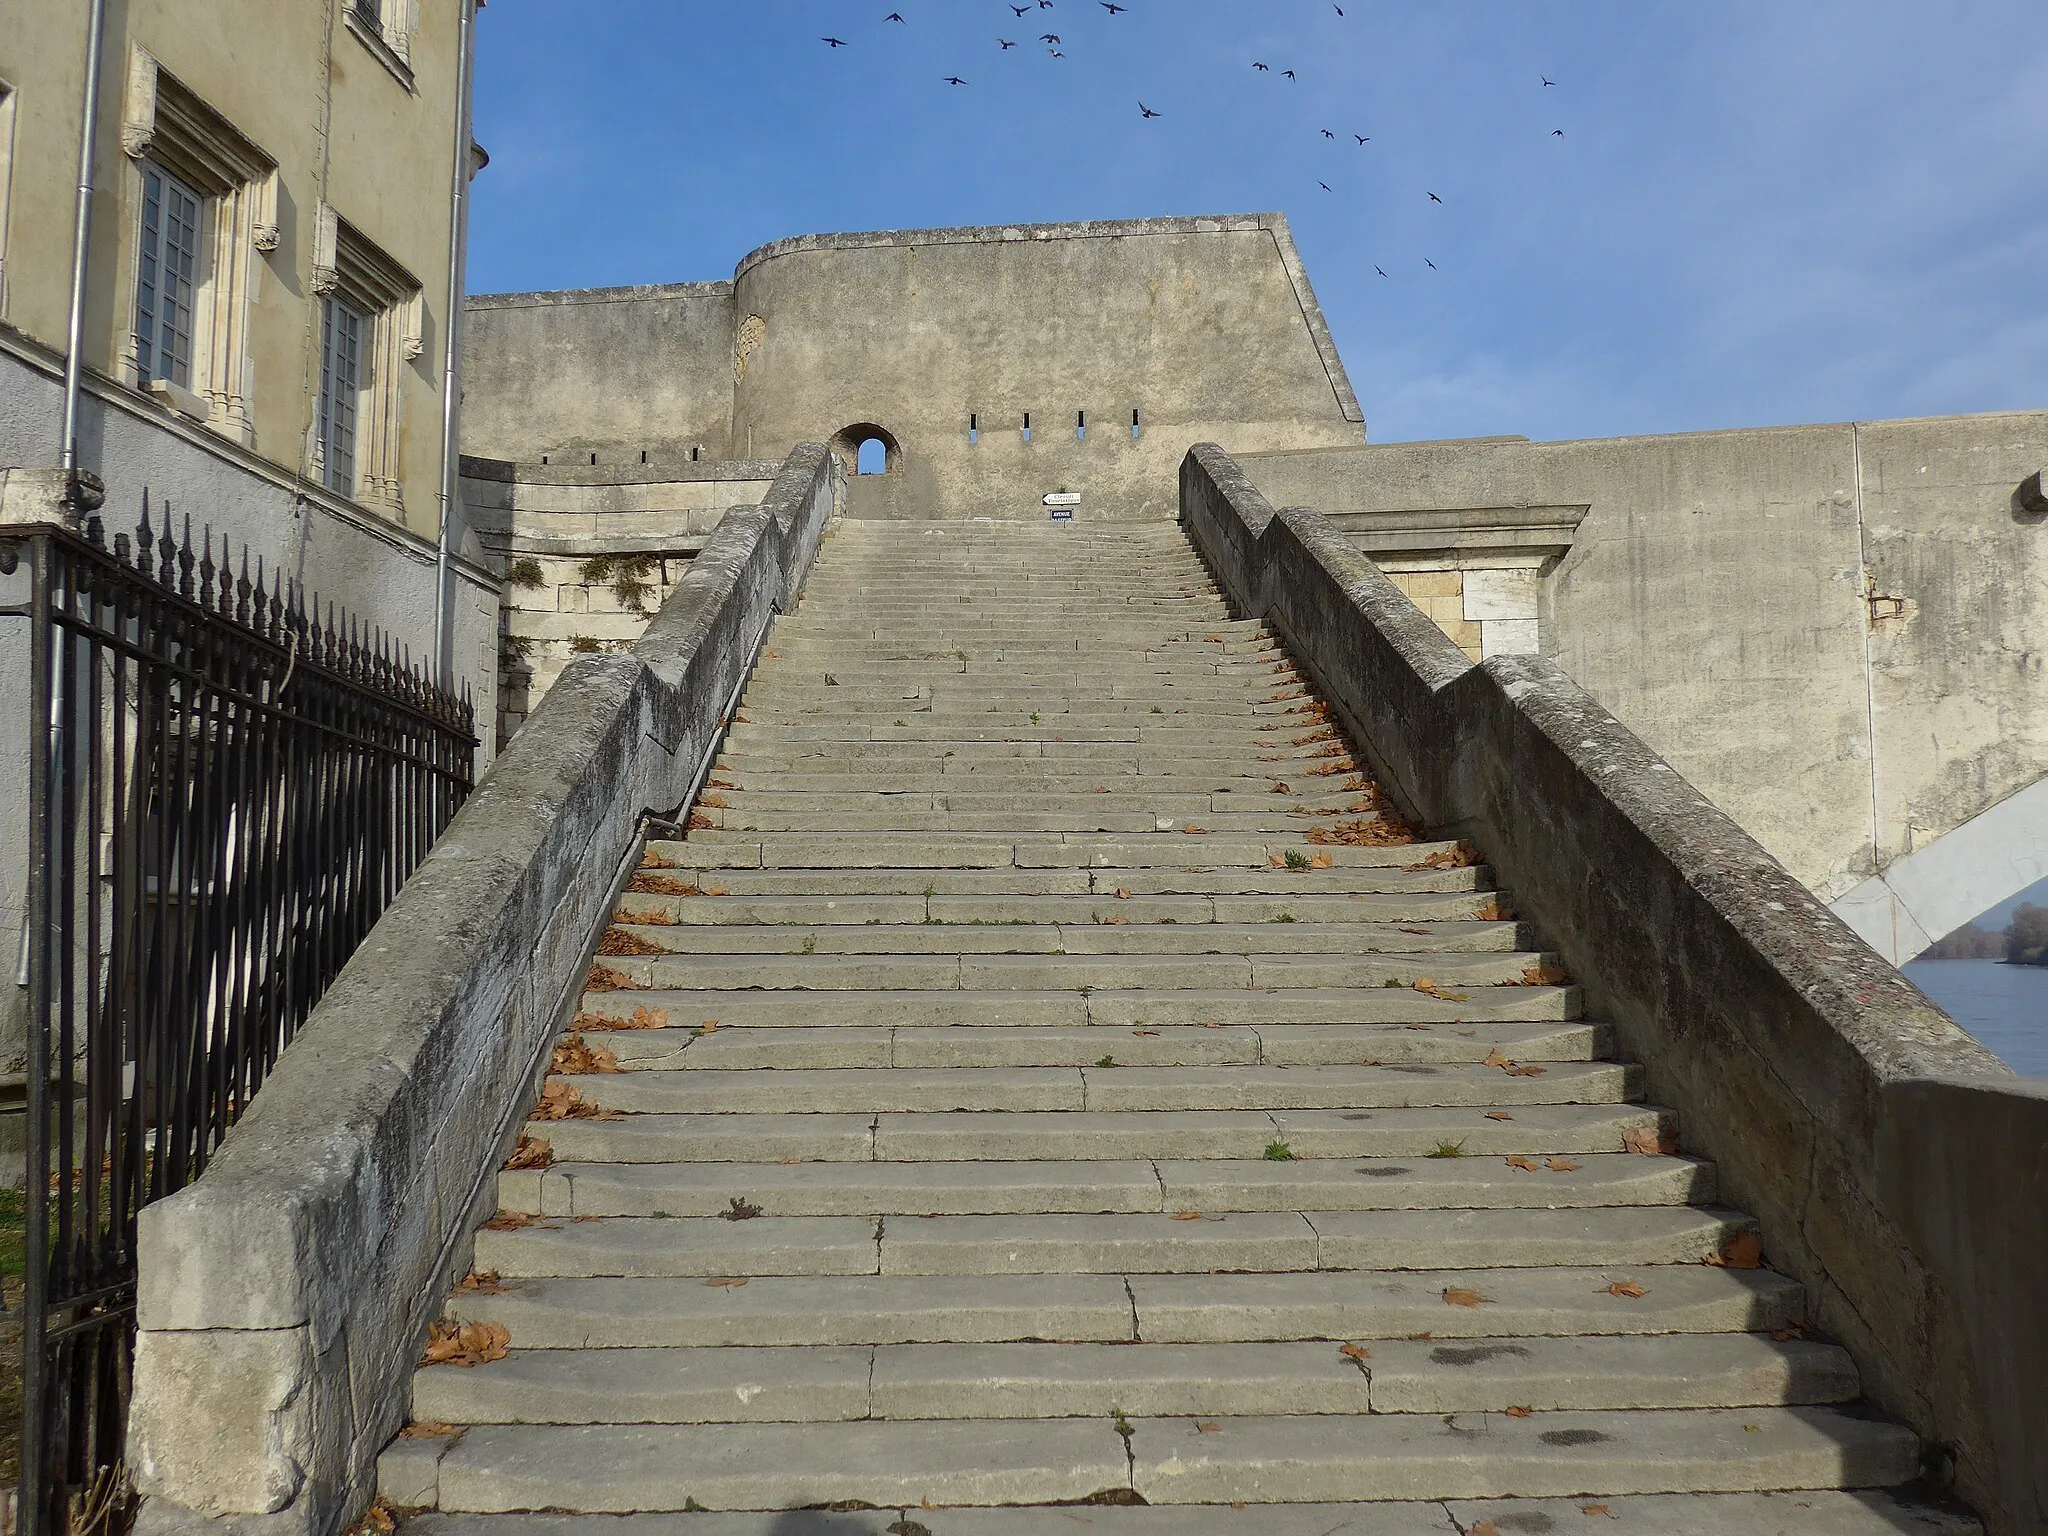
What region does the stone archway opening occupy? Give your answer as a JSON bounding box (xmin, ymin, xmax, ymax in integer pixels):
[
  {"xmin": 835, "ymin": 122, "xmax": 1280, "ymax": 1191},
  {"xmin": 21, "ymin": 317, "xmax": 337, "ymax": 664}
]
[{"xmin": 831, "ymin": 423, "xmax": 901, "ymax": 477}]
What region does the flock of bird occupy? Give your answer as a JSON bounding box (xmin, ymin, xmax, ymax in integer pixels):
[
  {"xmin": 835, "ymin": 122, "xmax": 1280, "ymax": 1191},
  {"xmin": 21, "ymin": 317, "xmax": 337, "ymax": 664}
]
[{"xmin": 816, "ymin": 2, "xmax": 1571, "ymax": 279}]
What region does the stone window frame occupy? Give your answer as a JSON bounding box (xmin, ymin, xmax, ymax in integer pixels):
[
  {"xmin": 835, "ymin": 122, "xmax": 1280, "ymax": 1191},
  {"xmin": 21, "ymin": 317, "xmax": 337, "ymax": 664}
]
[
  {"xmin": 0, "ymin": 76, "xmax": 16, "ymax": 319},
  {"xmin": 310, "ymin": 203, "xmax": 424, "ymax": 516},
  {"xmin": 119, "ymin": 48, "xmax": 279, "ymax": 444},
  {"xmin": 345, "ymin": 0, "xmax": 420, "ymax": 89}
]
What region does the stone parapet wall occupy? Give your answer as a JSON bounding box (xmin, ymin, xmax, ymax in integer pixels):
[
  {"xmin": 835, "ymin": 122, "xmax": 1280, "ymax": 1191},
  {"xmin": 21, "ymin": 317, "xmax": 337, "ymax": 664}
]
[
  {"xmin": 1182, "ymin": 442, "xmax": 2047, "ymax": 1535},
  {"xmin": 126, "ymin": 445, "xmax": 843, "ymax": 1536}
]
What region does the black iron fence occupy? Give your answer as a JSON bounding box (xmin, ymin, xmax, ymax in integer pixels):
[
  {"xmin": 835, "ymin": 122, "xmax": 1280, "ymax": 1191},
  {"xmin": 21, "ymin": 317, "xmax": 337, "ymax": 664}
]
[{"xmin": 3, "ymin": 500, "xmax": 477, "ymax": 1535}]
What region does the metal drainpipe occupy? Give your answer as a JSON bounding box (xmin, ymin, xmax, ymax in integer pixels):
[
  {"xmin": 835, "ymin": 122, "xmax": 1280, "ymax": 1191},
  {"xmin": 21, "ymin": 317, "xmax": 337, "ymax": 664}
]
[
  {"xmin": 432, "ymin": 0, "xmax": 479, "ymax": 683},
  {"xmin": 58, "ymin": 0, "xmax": 112, "ymax": 498}
]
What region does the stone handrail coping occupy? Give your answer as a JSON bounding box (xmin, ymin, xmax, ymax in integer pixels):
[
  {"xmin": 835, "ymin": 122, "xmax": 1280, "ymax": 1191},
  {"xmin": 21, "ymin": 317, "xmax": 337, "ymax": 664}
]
[
  {"xmin": 129, "ymin": 445, "xmax": 842, "ymax": 1536},
  {"xmin": 1180, "ymin": 442, "xmax": 2044, "ymax": 1535}
]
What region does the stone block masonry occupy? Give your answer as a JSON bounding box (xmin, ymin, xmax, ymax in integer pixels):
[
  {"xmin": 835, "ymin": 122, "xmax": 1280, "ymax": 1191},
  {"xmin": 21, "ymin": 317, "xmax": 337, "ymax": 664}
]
[
  {"xmin": 125, "ymin": 446, "xmax": 843, "ymax": 1536},
  {"xmin": 1182, "ymin": 443, "xmax": 2048, "ymax": 1535}
]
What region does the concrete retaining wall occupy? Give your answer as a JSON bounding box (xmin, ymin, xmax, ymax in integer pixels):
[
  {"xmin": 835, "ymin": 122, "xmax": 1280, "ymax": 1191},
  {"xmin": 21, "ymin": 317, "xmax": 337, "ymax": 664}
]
[
  {"xmin": 1182, "ymin": 443, "xmax": 2047, "ymax": 1535},
  {"xmin": 125, "ymin": 445, "xmax": 843, "ymax": 1536}
]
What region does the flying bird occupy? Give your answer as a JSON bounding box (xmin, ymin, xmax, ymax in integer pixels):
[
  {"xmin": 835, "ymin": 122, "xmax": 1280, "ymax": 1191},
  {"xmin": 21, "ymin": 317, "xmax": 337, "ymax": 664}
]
[
  {"xmin": 1010, "ymin": 3, "xmax": 1030, "ymax": 14},
  {"xmin": 1335, "ymin": 4, "xmax": 1345, "ymax": 13},
  {"xmin": 999, "ymin": 37, "xmax": 1017, "ymax": 48},
  {"xmin": 1101, "ymin": 1, "xmax": 1126, "ymax": 10},
  {"xmin": 822, "ymin": 36, "xmax": 848, "ymax": 46},
  {"xmin": 1139, "ymin": 103, "xmax": 1161, "ymax": 118},
  {"xmin": 944, "ymin": 75, "xmax": 968, "ymax": 84},
  {"xmin": 1041, "ymin": 33, "xmax": 1060, "ymax": 43},
  {"xmin": 1321, "ymin": 129, "xmax": 1335, "ymax": 139},
  {"xmin": 1252, "ymin": 61, "xmax": 1269, "ymax": 71},
  {"xmin": 1282, "ymin": 70, "xmax": 1296, "ymax": 79},
  {"xmin": 1318, "ymin": 181, "xmax": 1333, "ymax": 191},
  {"xmin": 1552, "ymin": 128, "xmax": 1564, "ymax": 136},
  {"xmin": 1541, "ymin": 75, "xmax": 1555, "ymax": 86},
  {"xmin": 884, "ymin": 11, "xmax": 904, "ymax": 20},
  {"xmin": 1427, "ymin": 191, "xmax": 1443, "ymax": 203},
  {"xmin": 1374, "ymin": 265, "xmax": 1388, "ymax": 277},
  {"xmin": 1354, "ymin": 134, "xmax": 1370, "ymax": 144},
  {"xmin": 1425, "ymin": 258, "xmax": 1437, "ymax": 270}
]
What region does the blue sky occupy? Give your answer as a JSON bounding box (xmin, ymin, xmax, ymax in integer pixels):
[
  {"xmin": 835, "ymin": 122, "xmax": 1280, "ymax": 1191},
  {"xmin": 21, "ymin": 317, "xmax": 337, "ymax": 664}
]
[{"xmin": 467, "ymin": 0, "xmax": 2047, "ymax": 447}]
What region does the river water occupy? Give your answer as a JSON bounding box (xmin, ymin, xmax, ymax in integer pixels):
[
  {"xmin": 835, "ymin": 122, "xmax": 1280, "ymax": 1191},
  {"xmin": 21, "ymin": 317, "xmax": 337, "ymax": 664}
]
[{"xmin": 1901, "ymin": 958, "xmax": 2048, "ymax": 1076}]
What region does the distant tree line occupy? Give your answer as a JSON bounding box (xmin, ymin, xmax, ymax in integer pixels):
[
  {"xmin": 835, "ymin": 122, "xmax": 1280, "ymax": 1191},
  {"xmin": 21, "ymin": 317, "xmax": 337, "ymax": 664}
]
[{"xmin": 1924, "ymin": 904, "xmax": 2048, "ymax": 964}]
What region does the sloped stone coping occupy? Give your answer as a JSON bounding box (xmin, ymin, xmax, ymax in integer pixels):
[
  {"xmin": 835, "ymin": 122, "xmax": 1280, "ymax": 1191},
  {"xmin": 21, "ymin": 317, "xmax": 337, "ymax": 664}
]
[
  {"xmin": 1180, "ymin": 442, "xmax": 2045, "ymax": 1536},
  {"xmin": 127, "ymin": 447, "xmax": 843, "ymax": 1536}
]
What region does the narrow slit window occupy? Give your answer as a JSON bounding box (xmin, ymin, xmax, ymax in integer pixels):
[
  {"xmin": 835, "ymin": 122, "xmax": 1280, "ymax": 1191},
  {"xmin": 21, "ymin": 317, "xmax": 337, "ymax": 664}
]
[
  {"xmin": 1132, "ymin": 408, "xmax": 1142, "ymax": 439},
  {"xmin": 970, "ymin": 412, "xmax": 978, "ymax": 445},
  {"xmin": 1022, "ymin": 412, "xmax": 1032, "ymax": 443},
  {"xmin": 1077, "ymin": 410, "xmax": 1086, "ymax": 441}
]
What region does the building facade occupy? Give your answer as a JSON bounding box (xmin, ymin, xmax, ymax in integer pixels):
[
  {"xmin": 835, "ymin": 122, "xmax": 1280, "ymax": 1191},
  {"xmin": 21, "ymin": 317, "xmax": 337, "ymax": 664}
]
[{"xmin": 0, "ymin": 0, "xmax": 502, "ymax": 1169}]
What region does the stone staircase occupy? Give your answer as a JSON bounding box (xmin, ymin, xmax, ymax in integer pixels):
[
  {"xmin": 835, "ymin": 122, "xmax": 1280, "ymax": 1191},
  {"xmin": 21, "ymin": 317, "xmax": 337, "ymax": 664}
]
[{"xmin": 390, "ymin": 520, "xmax": 1974, "ymax": 1534}]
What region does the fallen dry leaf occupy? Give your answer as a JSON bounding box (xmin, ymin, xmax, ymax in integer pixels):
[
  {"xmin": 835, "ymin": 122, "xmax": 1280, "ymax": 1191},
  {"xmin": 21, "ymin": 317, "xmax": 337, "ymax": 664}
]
[
  {"xmin": 777, "ymin": 1157, "xmax": 804, "ymax": 1166},
  {"xmin": 483, "ymin": 1210, "xmax": 532, "ymax": 1231},
  {"xmin": 1485, "ymin": 1111, "xmax": 1515, "ymax": 1122},
  {"xmin": 1708, "ymin": 1231, "xmax": 1765, "ymax": 1270},
  {"xmin": 1520, "ymin": 965, "xmax": 1569, "ymax": 986},
  {"xmin": 698, "ymin": 793, "xmax": 727, "ymax": 810},
  {"xmin": 697, "ymin": 1020, "xmax": 723, "ymax": 1034},
  {"xmin": 597, "ymin": 927, "xmax": 666, "ymax": 958},
  {"xmin": 1505, "ymin": 1156, "xmax": 1542, "ymax": 1173},
  {"xmin": 1474, "ymin": 900, "xmax": 1509, "ymax": 922},
  {"xmin": 1622, "ymin": 1125, "xmax": 1680, "ymax": 1156},
  {"xmin": 1306, "ymin": 818, "xmax": 1419, "ymax": 848},
  {"xmin": 1582, "ymin": 1505, "xmax": 1617, "ymax": 1518},
  {"xmin": 703, "ymin": 886, "xmax": 730, "ymax": 897},
  {"xmin": 585, "ymin": 964, "xmax": 634, "ymax": 992},
  {"xmin": 1413, "ymin": 979, "xmax": 1470, "ymax": 1002},
  {"xmin": 503, "ymin": 1135, "xmax": 552, "ymax": 1171},
  {"xmin": 627, "ymin": 872, "xmax": 702, "ymax": 897},
  {"xmin": 1105, "ymin": 916, "xmax": 1132, "ymax": 926},
  {"xmin": 1310, "ymin": 852, "xmax": 1335, "ymax": 870},
  {"xmin": 1338, "ymin": 1343, "xmax": 1372, "ymax": 1363},
  {"xmin": 1443, "ymin": 1286, "xmax": 1491, "ymax": 1309},
  {"xmin": 400, "ymin": 1422, "xmax": 461, "ymax": 1440},
  {"xmin": 704, "ymin": 1276, "xmax": 750, "ymax": 1289},
  {"xmin": 1192, "ymin": 1421, "xmax": 1222, "ymax": 1434},
  {"xmin": 457, "ymin": 1270, "xmax": 506, "ymax": 1295},
  {"xmin": 1469, "ymin": 1524, "xmax": 1503, "ymax": 1536},
  {"xmin": 1504, "ymin": 1405, "xmax": 1532, "ymax": 1419},
  {"xmin": 1271, "ymin": 781, "xmax": 1294, "ymax": 795},
  {"xmin": 422, "ymin": 1319, "xmax": 510, "ymax": 1369},
  {"xmin": 1114, "ymin": 888, "xmax": 1134, "ymax": 900},
  {"xmin": 1546, "ymin": 1157, "xmax": 1582, "ymax": 1173},
  {"xmin": 1133, "ymin": 1028, "xmax": 1162, "ymax": 1037},
  {"xmin": 686, "ymin": 810, "xmax": 715, "ymax": 832},
  {"xmin": 1359, "ymin": 1057, "xmax": 1384, "ymax": 1066},
  {"xmin": 1172, "ymin": 1211, "xmax": 1204, "ymax": 1222},
  {"xmin": 533, "ymin": 1079, "xmax": 624, "ymax": 1123},
  {"xmin": 1483, "ymin": 1047, "xmax": 1513, "ymax": 1069},
  {"xmin": 553, "ymin": 1034, "xmax": 621, "ymax": 1075},
  {"xmin": 1506, "ymin": 1063, "xmax": 1548, "ymax": 1077},
  {"xmin": 572, "ymin": 1005, "xmax": 670, "ymax": 1032},
  {"xmin": 1404, "ymin": 842, "xmax": 1484, "ymax": 872},
  {"xmin": 352, "ymin": 1501, "xmax": 399, "ymax": 1536},
  {"xmin": 1772, "ymin": 1320, "xmax": 1810, "ymax": 1342},
  {"xmin": 1601, "ymin": 1280, "xmax": 1648, "ymax": 1299},
  {"xmin": 1182, "ymin": 825, "xmax": 1210, "ymax": 835}
]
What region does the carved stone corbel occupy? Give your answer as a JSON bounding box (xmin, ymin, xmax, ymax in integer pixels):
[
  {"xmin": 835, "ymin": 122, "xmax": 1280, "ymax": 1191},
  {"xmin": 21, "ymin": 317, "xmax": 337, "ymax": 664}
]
[{"xmin": 121, "ymin": 47, "xmax": 159, "ymax": 159}]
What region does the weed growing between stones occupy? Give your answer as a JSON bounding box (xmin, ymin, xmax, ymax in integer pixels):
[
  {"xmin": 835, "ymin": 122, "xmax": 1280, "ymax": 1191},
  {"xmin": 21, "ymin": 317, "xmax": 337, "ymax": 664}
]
[{"xmin": 1263, "ymin": 1141, "xmax": 1296, "ymax": 1161}]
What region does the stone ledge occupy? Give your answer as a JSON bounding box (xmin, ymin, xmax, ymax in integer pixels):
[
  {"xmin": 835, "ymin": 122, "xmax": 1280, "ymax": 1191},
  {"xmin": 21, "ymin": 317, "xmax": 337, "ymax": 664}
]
[
  {"xmin": 129, "ymin": 445, "xmax": 842, "ymax": 1536},
  {"xmin": 1181, "ymin": 442, "xmax": 2044, "ymax": 1535}
]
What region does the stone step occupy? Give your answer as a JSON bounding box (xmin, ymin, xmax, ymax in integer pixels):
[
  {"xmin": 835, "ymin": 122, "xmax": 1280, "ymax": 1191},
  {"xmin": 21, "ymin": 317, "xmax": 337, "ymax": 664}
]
[
  {"xmin": 615, "ymin": 889, "xmax": 1511, "ymax": 925},
  {"xmin": 604, "ymin": 920, "xmax": 1534, "ymax": 958},
  {"xmin": 694, "ymin": 789, "xmax": 1366, "ymax": 814},
  {"xmin": 577, "ymin": 1020, "xmax": 1606, "ymax": 1072},
  {"xmin": 498, "ymin": 1150, "xmax": 1706, "ymax": 1220},
  {"xmin": 393, "ymin": 1491, "xmax": 1977, "ymax": 1536},
  {"xmin": 688, "ymin": 813, "xmax": 1407, "ymax": 839},
  {"xmin": 529, "ymin": 1102, "xmax": 1666, "ymax": 1165},
  {"xmin": 660, "ymin": 838, "xmax": 1458, "ymax": 873},
  {"xmin": 479, "ymin": 1203, "xmax": 1744, "ymax": 1278},
  {"xmin": 442, "ymin": 1266, "xmax": 1801, "ymax": 1351},
  {"xmin": 405, "ymin": 1332, "xmax": 1855, "ymax": 1433},
  {"xmin": 617, "ymin": 950, "xmax": 1555, "ymax": 993},
  {"xmin": 554, "ymin": 1053, "xmax": 1626, "ymax": 1107},
  {"xmin": 1124, "ymin": 1406, "xmax": 1918, "ymax": 1506},
  {"xmin": 572, "ymin": 987, "xmax": 1580, "ymax": 1033}
]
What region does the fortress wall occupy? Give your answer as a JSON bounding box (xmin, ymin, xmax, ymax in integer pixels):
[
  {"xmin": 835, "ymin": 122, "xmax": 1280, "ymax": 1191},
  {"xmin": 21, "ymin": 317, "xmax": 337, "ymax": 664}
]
[
  {"xmin": 1239, "ymin": 410, "xmax": 2048, "ymax": 928},
  {"xmin": 729, "ymin": 216, "xmax": 1364, "ymax": 521},
  {"xmin": 462, "ymin": 283, "xmax": 739, "ymax": 465}
]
